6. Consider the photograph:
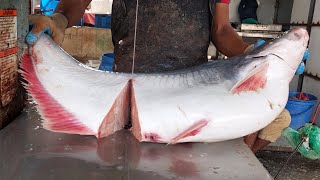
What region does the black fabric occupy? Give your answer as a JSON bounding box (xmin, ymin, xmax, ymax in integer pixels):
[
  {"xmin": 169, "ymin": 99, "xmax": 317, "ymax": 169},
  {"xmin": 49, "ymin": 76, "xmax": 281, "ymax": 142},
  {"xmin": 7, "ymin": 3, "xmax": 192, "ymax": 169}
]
[
  {"xmin": 238, "ymin": 0, "xmax": 258, "ymax": 22},
  {"xmin": 111, "ymin": 0, "xmax": 212, "ymax": 73}
]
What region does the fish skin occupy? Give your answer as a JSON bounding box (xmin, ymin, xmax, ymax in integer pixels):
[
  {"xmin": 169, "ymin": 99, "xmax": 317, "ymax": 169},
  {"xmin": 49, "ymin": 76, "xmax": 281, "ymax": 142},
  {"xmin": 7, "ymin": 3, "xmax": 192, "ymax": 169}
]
[{"xmin": 19, "ymin": 28, "xmax": 309, "ymax": 143}]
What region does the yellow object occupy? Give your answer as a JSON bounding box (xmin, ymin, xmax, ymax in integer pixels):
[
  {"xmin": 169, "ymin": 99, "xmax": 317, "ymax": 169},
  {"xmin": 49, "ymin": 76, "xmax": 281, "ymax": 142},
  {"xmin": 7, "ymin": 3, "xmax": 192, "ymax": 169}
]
[{"xmin": 258, "ymin": 109, "xmax": 291, "ymax": 142}]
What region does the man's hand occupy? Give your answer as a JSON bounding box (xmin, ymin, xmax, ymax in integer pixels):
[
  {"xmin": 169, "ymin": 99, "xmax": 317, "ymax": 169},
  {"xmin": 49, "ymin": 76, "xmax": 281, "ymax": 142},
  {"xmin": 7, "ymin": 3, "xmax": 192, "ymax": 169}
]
[
  {"xmin": 243, "ymin": 39, "xmax": 265, "ymax": 53},
  {"xmin": 246, "ymin": 39, "xmax": 309, "ymax": 75},
  {"xmin": 26, "ymin": 13, "xmax": 68, "ymax": 46},
  {"xmin": 26, "ymin": 0, "xmax": 92, "ymax": 46}
]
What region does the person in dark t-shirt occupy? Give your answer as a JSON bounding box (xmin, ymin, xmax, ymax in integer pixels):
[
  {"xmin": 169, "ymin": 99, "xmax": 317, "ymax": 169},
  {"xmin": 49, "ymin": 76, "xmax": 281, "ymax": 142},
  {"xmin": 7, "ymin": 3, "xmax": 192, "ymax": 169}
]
[
  {"xmin": 26, "ymin": 0, "xmax": 292, "ymax": 154},
  {"xmin": 27, "ymin": 0, "xmax": 250, "ymax": 73}
]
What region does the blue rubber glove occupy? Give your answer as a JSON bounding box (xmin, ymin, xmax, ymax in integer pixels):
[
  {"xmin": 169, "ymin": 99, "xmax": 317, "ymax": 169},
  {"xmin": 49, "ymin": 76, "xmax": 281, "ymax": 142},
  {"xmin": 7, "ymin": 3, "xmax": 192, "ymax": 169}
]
[
  {"xmin": 27, "ymin": 24, "xmax": 52, "ymax": 45},
  {"xmin": 253, "ymin": 39, "xmax": 309, "ymax": 75},
  {"xmin": 254, "ymin": 39, "xmax": 265, "ymax": 49},
  {"xmin": 26, "ymin": 13, "xmax": 68, "ymax": 46},
  {"xmin": 296, "ymin": 48, "xmax": 309, "ymax": 75}
]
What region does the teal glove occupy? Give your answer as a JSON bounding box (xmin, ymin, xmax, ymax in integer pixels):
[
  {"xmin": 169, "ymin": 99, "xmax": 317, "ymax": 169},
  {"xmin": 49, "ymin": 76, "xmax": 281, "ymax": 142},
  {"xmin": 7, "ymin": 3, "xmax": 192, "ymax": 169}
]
[
  {"xmin": 296, "ymin": 48, "xmax": 309, "ymax": 75},
  {"xmin": 254, "ymin": 39, "xmax": 309, "ymax": 75},
  {"xmin": 26, "ymin": 13, "xmax": 68, "ymax": 46},
  {"xmin": 254, "ymin": 39, "xmax": 265, "ymax": 49}
]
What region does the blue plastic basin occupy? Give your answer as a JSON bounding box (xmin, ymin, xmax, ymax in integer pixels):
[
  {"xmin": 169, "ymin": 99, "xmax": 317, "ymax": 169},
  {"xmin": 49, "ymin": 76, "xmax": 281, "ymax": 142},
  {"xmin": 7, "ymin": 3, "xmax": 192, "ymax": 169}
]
[{"xmin": 285, "ymin": 91, "xmax": 318, "ymax": 130}]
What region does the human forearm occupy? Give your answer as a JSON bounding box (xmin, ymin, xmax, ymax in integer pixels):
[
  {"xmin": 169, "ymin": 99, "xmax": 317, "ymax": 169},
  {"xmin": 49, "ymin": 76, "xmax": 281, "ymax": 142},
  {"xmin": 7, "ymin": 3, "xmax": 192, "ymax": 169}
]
[
  {"xmin": 211, "ymin": 3, "xmax": 250, "ymax": 57},
  {"xmin": 212, "ymin": 24, "xmax": 250, "ymax": 57},
  {"xmin": 55, "ymin": 0, "xmax": 92, "ymax": 27}
]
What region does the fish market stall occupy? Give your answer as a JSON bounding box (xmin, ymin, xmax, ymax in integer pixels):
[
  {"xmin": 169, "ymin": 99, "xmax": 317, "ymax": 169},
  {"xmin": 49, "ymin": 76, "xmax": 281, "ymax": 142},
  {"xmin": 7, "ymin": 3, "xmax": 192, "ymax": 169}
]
[
  {"xmin": 1, "ymin": 0, "xmax": 320, "ymax": 179},
  {"xmin": 0, "ymin": 105, "xmax": 273, "ymax": 180}
]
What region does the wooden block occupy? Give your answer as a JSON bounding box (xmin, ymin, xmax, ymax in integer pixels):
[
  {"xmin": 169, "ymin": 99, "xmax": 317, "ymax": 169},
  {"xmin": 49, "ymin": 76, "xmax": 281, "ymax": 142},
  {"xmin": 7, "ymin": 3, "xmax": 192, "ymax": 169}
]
[{"xmin": 61, "ymin": 27, "xmax": 114, "ymax": 63}]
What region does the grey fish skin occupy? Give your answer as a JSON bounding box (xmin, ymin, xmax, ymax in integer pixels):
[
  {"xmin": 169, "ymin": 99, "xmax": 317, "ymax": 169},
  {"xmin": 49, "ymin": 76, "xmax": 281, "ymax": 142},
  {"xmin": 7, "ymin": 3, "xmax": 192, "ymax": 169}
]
[
  {"xmin": 19, "ymin": 28, "xmax": 308, "ymax": 143},
  {"xmin": 135, "ymin": 56, "xmax": 260, "ymax": 88},
  {"xmin": 135, "ymin": 28, "xmax": 307, "ymax": 89}
]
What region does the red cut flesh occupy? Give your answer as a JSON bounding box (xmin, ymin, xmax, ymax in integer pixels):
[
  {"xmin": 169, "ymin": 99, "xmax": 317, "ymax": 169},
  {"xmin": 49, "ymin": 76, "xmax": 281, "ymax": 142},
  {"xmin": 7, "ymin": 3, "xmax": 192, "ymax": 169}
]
[
  {"xmin": 97, "ymin": 81, "xmax": 131, "ymax": 138},
  {"xmin": 130, "ymin": 83, "xmax": 142, "ymax": 141}
]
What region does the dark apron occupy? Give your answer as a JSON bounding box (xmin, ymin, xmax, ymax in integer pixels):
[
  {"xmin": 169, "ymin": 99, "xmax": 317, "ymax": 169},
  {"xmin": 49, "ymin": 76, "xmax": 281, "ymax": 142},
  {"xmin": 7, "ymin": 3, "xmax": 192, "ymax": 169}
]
[{"xmin": 111, "ymin": 0, "xmax": 211, "ymax": 73}]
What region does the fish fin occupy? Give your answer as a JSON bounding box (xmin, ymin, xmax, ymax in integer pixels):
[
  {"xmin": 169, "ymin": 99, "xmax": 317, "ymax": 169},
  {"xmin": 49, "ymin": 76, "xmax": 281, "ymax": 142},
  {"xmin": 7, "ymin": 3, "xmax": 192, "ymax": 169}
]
[
  {"xmin": 167, "ymin": 119, "xmax": 208, "ymax": 145},
  {"xmin": 20, "ymin": 53, "xmax": 94, "ymax": 135},
  {"xmin": 230, "ymin": 62, "xmax": 269, "ymax": 94}
]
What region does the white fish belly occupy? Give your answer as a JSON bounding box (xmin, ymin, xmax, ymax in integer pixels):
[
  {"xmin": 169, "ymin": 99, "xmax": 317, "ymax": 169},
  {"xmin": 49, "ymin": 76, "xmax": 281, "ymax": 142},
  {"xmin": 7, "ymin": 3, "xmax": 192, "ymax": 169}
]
[{"xmin": 133, "ymin": 76, "xmax": 289, "ymax": 143}]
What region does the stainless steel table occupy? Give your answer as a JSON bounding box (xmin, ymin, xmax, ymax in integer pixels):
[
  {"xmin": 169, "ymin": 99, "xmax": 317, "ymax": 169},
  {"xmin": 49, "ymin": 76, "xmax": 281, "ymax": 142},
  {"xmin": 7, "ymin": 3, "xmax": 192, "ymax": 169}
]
[{"xmin": 0, "ymin": 106, "xmax": 273, "ymax": 180}]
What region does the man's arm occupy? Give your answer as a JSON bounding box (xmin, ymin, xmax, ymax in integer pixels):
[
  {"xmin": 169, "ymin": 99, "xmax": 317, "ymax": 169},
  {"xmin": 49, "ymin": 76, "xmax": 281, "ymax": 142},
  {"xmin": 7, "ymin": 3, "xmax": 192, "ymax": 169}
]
[
  {"xmin": 55, "ymin": 0, "xmax": 92, "ymax": 27},
  {"xmin": 211, "ymin": 3, "xmax": 250, "ymax": 57},
  {"xmin": 26, "ymin": 0, "xmax": 92, "ymax": 45}
]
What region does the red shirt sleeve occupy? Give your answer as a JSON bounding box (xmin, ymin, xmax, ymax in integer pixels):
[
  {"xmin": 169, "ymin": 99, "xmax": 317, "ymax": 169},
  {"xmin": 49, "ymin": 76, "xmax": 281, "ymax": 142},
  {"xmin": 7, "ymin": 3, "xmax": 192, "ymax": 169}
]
[
  {"xmin": 216, "ymin": 0, "xmax": 230, "ymax": 4},
  {"xmin": 210, "ymin": 0, "xmax": 231, "ymax": 16}
]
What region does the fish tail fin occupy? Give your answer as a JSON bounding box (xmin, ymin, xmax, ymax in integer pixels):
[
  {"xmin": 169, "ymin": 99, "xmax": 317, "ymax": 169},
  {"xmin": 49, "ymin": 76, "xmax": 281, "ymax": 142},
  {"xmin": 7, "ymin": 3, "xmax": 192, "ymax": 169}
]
[
  {"xmin": 230, "ymin": 61, "xmax": 269, "ymax": 94},
  {"xmin": 167, "ymin": 119, "xmax": 209, "ymax": 145},
  {"xmin": 19, "ymin": 53, "xmax": 94, "ymax": 135}
]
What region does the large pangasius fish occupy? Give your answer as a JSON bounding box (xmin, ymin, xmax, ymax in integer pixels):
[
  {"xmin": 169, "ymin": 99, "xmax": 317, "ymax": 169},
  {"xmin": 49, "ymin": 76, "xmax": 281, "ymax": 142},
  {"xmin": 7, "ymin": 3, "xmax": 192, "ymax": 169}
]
[{"xmin": 19, "ymin": 28, "xmax": 309, "ymax": 144}]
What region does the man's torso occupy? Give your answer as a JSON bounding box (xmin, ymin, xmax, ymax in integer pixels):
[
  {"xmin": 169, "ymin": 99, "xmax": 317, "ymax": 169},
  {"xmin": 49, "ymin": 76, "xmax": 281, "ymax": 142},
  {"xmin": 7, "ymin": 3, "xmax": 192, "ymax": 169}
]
[{"xmin": 111, "ymin": 0, "xmax": 212, "ymax": 73}]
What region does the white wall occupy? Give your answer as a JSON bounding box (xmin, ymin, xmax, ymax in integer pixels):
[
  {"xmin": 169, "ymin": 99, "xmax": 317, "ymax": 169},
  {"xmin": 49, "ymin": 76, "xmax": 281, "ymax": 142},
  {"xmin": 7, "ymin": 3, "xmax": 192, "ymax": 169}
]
[
  {"xmin": 290, "ymin": 0, "xmax": 311, "ymax": 23},
  {"xmin": 88, "ymin": 0, "xmax": 275, "ymax": 23},
  {"xmin": 302, "ymin": 77, "xmax": 320, "ymax": 126},
  {"xmin": 229, "ymin": 0, "xmax": 241, "ymax": 22},
  {"xmin": 90, "ymin": 0, "xmax": 113, "ymax": 14},
  {"xmin": 290, "ymin": 0, "xmax": 320, "ymax": 124},
  {"xmin": 305, "ymin": 0, "xmax": 320, "ymax": 77},
  {"xmin": 257, "ymin": 0, "xmax": 276, "ymax": 24},
  {"xmin": 307, "ymin": 27, "xmax": 320, "ymax": 77}
]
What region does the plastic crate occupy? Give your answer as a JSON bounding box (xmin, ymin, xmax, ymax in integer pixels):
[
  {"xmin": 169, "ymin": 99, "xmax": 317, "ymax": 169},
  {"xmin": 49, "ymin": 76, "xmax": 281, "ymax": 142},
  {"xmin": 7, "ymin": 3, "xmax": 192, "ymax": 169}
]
[
  {"xmin": 94, "ymin": 14, "xmax": 112, "ymax": 28},
  {"xmin": 99, "ymin": 53, "xmax": 114, "ymax": 71},
  {"xmin": 40, "ymin": 0, "xmax": 60, "ymax": 15}
]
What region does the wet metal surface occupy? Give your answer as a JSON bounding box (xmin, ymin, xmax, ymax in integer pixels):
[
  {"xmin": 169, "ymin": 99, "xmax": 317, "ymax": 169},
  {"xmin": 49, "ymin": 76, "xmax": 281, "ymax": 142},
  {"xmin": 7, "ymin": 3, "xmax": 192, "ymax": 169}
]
[{"xmin": 0, "ymin": 107, "xmax": 273, "ymax": 180}]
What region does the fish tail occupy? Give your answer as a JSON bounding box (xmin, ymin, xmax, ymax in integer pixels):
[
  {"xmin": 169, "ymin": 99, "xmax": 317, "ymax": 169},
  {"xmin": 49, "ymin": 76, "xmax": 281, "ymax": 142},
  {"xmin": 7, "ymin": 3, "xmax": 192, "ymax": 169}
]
[{"xmin": 19, "ymin": 53, "xmax": 94, "ymax": 135}]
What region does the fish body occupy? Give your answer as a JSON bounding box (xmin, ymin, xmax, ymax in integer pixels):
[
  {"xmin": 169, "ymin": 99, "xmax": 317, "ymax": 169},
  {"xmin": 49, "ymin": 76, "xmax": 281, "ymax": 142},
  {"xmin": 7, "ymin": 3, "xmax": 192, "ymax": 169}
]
[{"xmin": 20, "ymin": 28, "xmax": 309, "ymax": 143}]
